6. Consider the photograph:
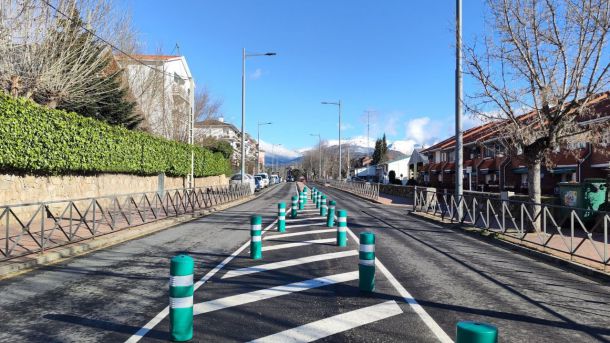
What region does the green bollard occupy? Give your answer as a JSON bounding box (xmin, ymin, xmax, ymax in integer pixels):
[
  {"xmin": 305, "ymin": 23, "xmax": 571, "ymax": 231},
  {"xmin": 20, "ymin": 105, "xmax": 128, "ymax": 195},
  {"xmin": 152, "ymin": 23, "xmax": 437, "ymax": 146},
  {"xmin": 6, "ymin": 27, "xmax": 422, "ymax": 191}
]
[
  {"xmin": 359, "ymin": 232, "xmax": 375, "ymax": 292},
  {"xmin": 312, "ymin": 188, "xmax": 316, "ymax": 201},
  {"xmin": 278, "ymin": 202, "xmax": 286, "ymax": 232},
  {"xmin": 250, "ymin": 215, "xmax": 262, "ymax": 259},
  {"xmin": 303, "ymin": 186, "xmax": 308, "ymax": 202},
  {"xmin": 316, "ymin": 192, "xmax": 322, "ymax": 209},
  {"xmin": 336, "ymin": 209, "xmax": 347, "ymax": 247},
  {"xmin": 291, "ymin": 196, "xmax": 298, "ymax": 218},
  {"xmin": 169, "ymin": 254, "xmax": 194, "ymax": 342},
  {"xmin": 320, "ymin": 195, "xmax": 328, "ymax": 217},
  {"xmin": 456, "ymin": 322, "xmax": 498, "ymax": 343},
  {"xmin": 299, "ymin": 192, "xmax": 305, "ymax": 210},
  {"xmin": 327, "ymin": 200, "xmax": 336, "ymax": 227}
]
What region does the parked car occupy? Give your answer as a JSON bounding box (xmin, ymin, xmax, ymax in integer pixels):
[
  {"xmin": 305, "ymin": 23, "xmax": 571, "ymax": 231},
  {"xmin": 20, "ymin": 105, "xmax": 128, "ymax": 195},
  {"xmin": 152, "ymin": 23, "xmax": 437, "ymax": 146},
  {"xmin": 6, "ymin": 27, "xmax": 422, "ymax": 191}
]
[
  {"xmin": 230, "ymin": 173, "xmax": 255, "ymax": 194},
  {"xmin": 254, "ymin": 176, "xmax": 263, "ymax": 191},
  {"xmin": 270, "ymin": 175, "xmax": 279, "ymax": 185},
  {"xmin": 255, "ymin": 173, "xmax": 270, "ymax": 187}
]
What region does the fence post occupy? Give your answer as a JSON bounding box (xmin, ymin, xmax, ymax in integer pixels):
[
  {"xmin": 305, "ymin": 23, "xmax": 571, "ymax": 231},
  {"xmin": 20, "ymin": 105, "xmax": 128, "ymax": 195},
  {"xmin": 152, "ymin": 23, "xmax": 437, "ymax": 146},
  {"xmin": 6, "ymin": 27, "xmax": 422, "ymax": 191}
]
[{"xmin": 413, "ymin": 186, "xmax": 418, "ymax": 212}]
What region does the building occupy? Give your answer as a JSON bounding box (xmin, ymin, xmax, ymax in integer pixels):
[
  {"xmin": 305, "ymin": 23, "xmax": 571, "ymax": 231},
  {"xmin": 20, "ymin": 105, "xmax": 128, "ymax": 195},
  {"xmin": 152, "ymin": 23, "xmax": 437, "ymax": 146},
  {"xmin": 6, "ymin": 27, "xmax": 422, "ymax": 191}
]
[
  {"xmin": 116, "ymin": 55, "xmax": 194, "ymax": 141},
  {"xmin": 377, "ymin": 157, "xmax": 411, "ymax": 184},
  {"xmin": 419, "ymin": 92, "xmax": 610, "ymax": 195},
  {"xmin": 193, "ymin": 117, "xmax": 257, "ymax": 171}
]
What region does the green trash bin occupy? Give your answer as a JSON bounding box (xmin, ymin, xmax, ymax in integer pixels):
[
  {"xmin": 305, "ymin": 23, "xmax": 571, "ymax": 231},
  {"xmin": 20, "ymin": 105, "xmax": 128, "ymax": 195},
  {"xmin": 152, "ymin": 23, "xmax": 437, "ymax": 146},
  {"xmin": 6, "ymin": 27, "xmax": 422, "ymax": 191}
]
[{"xmin": 558, "ymin": 178, "xmax": 607, "ymax": 222}]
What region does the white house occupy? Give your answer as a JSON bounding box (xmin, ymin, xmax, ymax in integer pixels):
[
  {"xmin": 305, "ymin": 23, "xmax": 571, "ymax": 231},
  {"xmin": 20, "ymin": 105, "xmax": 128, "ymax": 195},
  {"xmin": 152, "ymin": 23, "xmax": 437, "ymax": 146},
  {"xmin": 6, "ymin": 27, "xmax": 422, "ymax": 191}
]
[
  {"xmin": 193, "ymin": 118, "xmax": 257, "ymax": 168},
  {"xmin": 117, "ymin": 54, "xmax": 194, "ymax": 141},
  {"xmin": 377, "ymin": 157, "xmax": 411, "ymax": 184}
]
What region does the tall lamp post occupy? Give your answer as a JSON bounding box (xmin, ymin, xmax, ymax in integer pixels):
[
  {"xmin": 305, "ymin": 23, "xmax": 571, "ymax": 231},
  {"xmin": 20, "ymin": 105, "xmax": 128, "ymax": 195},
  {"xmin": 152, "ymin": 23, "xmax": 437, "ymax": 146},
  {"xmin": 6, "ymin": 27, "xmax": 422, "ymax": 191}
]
[
  {"xmin": 272, "ymin": 143, "xmax": 282, "ymax": 174},
  {"xmin": 241, "ymin": 49, "xmax": 276, "ymax": 183},
  {"xmin": 321, "ymin": 100, "xmax": 342, "ymax": 180},
  {"xmin": 310, "ymin": 133, "xmax": 322, "ymax": 179},
  {"xmin": 257, "ymin": 121, "xmax": 272, "ymax": 173},
  {"xmin": 455, "ymin": 0, "xmax": 464, "ymax": 216}
]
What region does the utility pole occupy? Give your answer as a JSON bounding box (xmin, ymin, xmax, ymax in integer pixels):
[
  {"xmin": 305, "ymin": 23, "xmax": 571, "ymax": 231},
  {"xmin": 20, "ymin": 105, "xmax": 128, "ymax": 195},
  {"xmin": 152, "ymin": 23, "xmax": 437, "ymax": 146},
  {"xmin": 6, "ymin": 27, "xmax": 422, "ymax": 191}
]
[
  {"xmin": 455, "ymin": 0, "xmax": 464, "ymax": 218},
  {"xmin": 321, "ymin": 100, "xmax": 342, "ymax": 180},
  {"xmin": 364, "ymin": 110, "xmax": 375, "ymax": 156}
]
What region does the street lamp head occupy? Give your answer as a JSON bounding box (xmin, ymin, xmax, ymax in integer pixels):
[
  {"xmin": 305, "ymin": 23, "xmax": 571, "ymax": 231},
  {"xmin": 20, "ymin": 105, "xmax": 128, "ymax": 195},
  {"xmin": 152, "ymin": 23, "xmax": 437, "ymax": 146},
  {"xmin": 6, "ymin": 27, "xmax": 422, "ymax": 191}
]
[
  {"xmin": 265, "ymin": 52, "xmax": 277, "ymax": 56},
  {"xmin": 321, "ymin": 101, "xmax": 329, "ymax": 105}
]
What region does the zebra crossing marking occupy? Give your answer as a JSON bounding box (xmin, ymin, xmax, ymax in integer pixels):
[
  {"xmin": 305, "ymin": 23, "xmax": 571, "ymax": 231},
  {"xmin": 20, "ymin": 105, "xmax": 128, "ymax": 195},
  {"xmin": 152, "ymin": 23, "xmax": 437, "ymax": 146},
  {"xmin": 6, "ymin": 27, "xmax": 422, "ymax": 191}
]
[
  {"xmin": 261, "ymin": 238, "xmax": 337, "ymax": 252},
  {"xmin": 222, "ymin": 250, "xmax": 359, "ymax": 279},
  {"xmin": 248, "ymin": 300, "xmax": 403, "ymax": 343},
  {"xmin": 193, "ymin": 271, "xmax": 359, "ymax": 315}
]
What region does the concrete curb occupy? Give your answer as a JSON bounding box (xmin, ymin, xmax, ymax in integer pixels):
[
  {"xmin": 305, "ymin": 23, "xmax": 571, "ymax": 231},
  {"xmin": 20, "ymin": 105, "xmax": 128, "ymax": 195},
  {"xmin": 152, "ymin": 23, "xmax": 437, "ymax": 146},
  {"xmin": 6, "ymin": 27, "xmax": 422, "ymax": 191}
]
[
  {"xmin": 0, "ymin": 195, "xmax": 256, "ymax": 280},
  {"xmin": 409, "ymin": 211, "xmax": 610, "ymax": 284}
]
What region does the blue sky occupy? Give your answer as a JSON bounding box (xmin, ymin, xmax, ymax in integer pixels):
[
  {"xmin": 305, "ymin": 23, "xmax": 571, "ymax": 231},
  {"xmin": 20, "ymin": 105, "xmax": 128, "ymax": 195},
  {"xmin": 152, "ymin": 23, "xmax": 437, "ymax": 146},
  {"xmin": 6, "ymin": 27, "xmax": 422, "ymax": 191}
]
[{"xmin": 123, "ymin": 0, "xmax": 487, "ymax": 156}]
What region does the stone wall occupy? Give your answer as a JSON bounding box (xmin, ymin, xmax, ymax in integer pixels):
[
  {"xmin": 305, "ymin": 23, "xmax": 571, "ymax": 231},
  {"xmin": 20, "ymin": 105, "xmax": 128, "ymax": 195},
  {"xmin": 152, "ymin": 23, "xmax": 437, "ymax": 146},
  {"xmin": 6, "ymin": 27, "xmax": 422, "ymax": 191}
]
[
  {"xmin": 0, "ymin": 173, "xmax": 229, "ymax": 206},
  {"xmin": 378, "ymin": 184, "xmax": 415, "ymax": 198}
]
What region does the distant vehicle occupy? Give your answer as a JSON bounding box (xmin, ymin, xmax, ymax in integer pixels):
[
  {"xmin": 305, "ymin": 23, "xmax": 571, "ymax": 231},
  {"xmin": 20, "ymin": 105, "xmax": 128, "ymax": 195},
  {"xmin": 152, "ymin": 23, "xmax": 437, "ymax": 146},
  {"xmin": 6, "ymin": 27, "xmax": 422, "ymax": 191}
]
[
  {"xmin": 254, "ymin": 176, "xmax": 263, "ymax": 191},
  {"xmin": 255, "ymin": 173, "xmax": 269, "ymax": 187},
  {"xmin": 270, "ymin": 175, "xmax": 279, "ymax": 184},
  {"xmin": 230, "ymin": 173, "xmax": 255, "ymax": 194}
]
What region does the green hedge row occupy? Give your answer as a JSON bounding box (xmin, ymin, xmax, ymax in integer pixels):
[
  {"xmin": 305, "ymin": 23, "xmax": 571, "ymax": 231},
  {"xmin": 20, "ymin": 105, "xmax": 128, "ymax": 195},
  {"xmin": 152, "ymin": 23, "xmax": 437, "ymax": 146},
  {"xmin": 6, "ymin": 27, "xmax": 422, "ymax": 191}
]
[{"xmin": 0, "ymin": 93, "xmax": 232, "ymax": 177}]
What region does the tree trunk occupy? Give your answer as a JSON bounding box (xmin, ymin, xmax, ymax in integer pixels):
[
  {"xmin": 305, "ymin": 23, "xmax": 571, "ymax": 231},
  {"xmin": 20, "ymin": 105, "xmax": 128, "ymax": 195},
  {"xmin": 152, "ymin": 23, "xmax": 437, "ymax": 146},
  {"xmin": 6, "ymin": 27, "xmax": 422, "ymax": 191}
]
[{"xmin": 527, "ymin": 160, "xmax": 542, "ymax": 231}]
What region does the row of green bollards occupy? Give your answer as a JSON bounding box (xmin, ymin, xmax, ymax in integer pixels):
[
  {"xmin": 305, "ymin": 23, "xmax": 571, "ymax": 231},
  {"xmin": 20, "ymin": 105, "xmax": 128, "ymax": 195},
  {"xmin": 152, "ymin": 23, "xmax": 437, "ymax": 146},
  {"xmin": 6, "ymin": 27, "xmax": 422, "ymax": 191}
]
[{"xmin": 166, "ymin": 184, "xmax": 497, "ymax": 342}]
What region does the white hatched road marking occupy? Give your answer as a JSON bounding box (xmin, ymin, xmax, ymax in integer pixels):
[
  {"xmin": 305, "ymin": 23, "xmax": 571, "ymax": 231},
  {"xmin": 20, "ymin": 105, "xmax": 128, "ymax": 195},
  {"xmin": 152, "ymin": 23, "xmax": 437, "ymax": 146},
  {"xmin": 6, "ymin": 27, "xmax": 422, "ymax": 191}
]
[
  {"xmin": 222, "ymin": 250, "xmax": 358, "ymax": 279},
  {"xmin": 284, "ymin": 222, "xmax": 326, "ymax": 229},
  {"xmin": 344, "ymin": 224, "xmax": 453, "ymax": 343},
  {"xmin": 261, "ymin": 238, "xmax": 337, "ymax": 251},
  {"xmin": 125, "ymin": 217, "xmax": 282, "ymax": 343},
  {"xmin": 299, "ymin": 209, "xmax": 321, "ymax": 213},
  {"xmin": 264, "ymin": 228, "xmax": 335, "ymax": 240},
  {"xmin": 193, "ymin": 271, "xmax": 359, "ymax": 315},
  {"xmin": 248, "ymin": 300, "xmax": 403, "ymax": 343},
  {"xmin": 286, "ymin": 218, "xmax": 323, "ymax": 223}
]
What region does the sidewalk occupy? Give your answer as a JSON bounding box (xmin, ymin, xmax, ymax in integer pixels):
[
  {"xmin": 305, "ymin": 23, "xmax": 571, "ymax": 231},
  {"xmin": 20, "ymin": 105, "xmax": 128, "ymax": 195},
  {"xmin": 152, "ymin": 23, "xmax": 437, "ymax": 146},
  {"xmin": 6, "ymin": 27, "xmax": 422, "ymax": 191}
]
[{"xmin": 376, "ymin": 192, "xmax": 412, "ymax": 206}]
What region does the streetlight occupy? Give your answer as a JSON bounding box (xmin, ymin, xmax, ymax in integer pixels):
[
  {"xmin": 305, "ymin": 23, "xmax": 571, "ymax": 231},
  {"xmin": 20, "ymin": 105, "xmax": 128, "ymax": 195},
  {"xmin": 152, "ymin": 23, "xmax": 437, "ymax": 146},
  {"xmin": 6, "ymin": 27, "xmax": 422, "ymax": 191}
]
[
  {"xmin": 310, "ymin": 133, "xmax": 322, "ymax": 179},
  {"xmin": 241, "ymin": 49, "xmax": 276, "ymax": 183},
  {"xmin": 321, "ymin": 100, "xmax": 342, "ymax": 180},
  {"xmin": 455, "ymin": 0, "xmax": 463, "ymax": 216},
  {"xmin": 257, "ymin": 121, "xmax": 272, "ymax": 173}
]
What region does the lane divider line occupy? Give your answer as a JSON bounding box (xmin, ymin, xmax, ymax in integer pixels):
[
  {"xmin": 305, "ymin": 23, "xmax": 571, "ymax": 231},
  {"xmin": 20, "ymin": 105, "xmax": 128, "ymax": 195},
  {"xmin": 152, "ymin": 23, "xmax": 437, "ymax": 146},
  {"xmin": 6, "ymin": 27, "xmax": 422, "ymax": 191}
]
[
  {"xmin": 193, "ymin": 271, "xmax": 359, "ymax": 315},
  {"xmin": 248, "ymin": 300, "xmax": 403, "ymax": 343},
  {"xmin": 264, "ymin": 228, "xmax": 336, "ymax": 240},
  {"xmin": 344, "ymin": 226, "xmax": 453, "ymax": 343},
  {"xmin": 261, "ymin": 238, "xmax": 338, "ymax": 252},
  {"xmin": 125, "ymin": 218, "xmax": 280, "ymax": 343},
  {"xmin": 221, "ymin": 250, "xmax": 359, "ymax": 279}
]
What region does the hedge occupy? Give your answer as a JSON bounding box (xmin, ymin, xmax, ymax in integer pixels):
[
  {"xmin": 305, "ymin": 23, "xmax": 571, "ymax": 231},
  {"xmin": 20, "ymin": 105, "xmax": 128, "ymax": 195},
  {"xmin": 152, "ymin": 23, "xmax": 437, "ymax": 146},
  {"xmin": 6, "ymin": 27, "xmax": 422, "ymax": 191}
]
[{"xmin": 0, "ymin": 93, "xmax": 232, "ymax": 177}]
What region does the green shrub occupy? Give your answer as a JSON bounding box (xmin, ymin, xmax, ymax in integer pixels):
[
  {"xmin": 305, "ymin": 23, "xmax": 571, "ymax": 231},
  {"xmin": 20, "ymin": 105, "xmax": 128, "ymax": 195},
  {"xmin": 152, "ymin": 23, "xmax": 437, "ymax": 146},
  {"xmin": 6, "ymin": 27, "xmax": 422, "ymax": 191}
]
[{"xmin": 0, "ymin": 93, "xmax": 231, "ymax": 177}]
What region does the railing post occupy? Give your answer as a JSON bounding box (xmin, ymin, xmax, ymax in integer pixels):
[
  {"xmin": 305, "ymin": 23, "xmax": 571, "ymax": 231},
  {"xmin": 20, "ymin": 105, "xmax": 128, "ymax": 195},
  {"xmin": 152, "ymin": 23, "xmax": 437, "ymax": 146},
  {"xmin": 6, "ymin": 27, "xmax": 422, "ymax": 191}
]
[
  {"xmin": 413, "ymin": 186, "xmax": 418, "ymax": 212},
  {"xmin": 40, "ymin": 204, "xmax": 45, "ymax": 253},
  {"xmin": 92, "ymin": 199, "xmax": 96, "ymax": 237}
]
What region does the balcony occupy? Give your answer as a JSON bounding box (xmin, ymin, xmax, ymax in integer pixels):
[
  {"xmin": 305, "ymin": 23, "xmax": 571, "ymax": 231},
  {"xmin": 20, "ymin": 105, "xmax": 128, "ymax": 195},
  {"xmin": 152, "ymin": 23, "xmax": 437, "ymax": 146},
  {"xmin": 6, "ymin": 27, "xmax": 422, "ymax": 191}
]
[{"xmin": 172, "ymin": 84, "xmax": 189, "ymax": 103}]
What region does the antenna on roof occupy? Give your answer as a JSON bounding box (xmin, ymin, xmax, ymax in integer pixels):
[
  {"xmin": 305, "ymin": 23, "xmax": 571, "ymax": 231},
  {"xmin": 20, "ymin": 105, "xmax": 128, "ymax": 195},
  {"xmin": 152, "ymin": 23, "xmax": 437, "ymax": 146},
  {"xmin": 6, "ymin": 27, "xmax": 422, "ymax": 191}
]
[{"xmin": 173, "ymin": 43, "xmax": 181, "ymax": 56}]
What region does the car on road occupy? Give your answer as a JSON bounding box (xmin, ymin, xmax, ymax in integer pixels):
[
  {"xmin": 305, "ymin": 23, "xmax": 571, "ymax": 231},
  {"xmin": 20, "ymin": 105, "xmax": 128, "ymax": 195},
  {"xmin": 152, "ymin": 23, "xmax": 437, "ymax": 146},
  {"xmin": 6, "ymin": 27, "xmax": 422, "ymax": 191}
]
[
  {"xmin": 270, "ymin": 175, "xmax": 279, "ymax": 185},
  {"xmin": 229, "ymin": 173, "xmax": 255, "ymax": 194},
  {"xmin": 255, "ymin": 173, "xmax": 270, "ymax": 188},
  {"xmin": 254, "ymin": 176, "xmax": 263, "ymax": 191}
]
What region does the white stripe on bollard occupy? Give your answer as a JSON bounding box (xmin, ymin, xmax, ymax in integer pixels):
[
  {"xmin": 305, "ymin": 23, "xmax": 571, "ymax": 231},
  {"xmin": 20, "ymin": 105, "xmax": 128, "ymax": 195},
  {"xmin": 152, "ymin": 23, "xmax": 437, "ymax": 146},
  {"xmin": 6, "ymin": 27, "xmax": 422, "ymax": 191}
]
[
  {"xmin": 169, "ymin": 275, "xmax": 194, "ymax": 287},
  {"xmin": 278, "ymin": 216, "xmax": 285, "ymax": 220},
  {"xmin": 360, "ymin": 244, "xmax": 375, "ymax": 253},
  {"xmin": 337, "ymin": 217, "xmax": 346, "ymax": 223},
  {"xmin": 251, "ymin": 236, "xmax": 262, "ymax": 242},
  {"xmin": 338, "ymin": 227, "xmax": 347, "ymax": 232},
  {"xmin": 170, "ymin": 297, "xmax": 194, "ymax": 309},
  {"xmin": 251, "ymin": 224, "xmax": 262, "ymax": 231},
  {"xmin": 359, "ymin": 259, "xmax": 375, "ymax": 266}
]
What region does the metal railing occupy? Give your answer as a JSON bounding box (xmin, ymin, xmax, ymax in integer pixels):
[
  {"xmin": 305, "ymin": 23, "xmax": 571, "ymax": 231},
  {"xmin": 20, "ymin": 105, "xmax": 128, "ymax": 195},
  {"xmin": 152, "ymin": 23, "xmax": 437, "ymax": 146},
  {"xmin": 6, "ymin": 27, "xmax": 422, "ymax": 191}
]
[
  {"xmin": 412, "ymin": 186, "xmax": 610, "ymax": 270},
  {"xmin": 324, "ymin": 180, "xmax": 380, "ymax": 201},
  {"xmin": 0, "ymin": 184, "xmax": 252, "ymax": 261}
]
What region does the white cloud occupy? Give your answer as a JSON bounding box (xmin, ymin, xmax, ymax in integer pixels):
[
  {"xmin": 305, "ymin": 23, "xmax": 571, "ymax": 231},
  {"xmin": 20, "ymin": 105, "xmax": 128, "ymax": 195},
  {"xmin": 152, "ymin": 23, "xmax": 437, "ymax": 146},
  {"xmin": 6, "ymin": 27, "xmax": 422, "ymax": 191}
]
[
  {"xmin": 250, "ymin": 68, "xmax": 263, "ymax": 80},
  {"xmin": 337, "ymin": 122, "xmax": 353, "ymax": 131},
  {"xmin": 259, "ymin": 140, "xmax": 301, "ymax": 159},
  {"xmin": 387, "ymin": 139, "xmax": 417, "ymax": 155}
]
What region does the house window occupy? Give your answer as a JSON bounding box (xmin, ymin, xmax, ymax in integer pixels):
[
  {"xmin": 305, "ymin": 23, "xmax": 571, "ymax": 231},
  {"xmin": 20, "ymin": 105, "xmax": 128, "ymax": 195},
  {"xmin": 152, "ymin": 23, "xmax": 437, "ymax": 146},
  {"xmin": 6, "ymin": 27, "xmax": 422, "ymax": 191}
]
[
  {"xmin": 483, "ymin": 146, "xmax": 495, "ymax": 158},
  {"xmin": 448, "ymin": 150, "xmax": 455, "ymax": 162}
]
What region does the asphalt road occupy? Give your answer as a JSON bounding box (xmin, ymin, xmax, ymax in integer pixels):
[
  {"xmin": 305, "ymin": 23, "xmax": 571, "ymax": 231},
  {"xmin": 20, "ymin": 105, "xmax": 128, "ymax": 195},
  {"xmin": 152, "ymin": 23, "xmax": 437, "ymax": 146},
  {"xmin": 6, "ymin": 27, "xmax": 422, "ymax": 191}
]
[{"xmin": 0, "ymin": 181, "xmax": 609, "ymax": 342}]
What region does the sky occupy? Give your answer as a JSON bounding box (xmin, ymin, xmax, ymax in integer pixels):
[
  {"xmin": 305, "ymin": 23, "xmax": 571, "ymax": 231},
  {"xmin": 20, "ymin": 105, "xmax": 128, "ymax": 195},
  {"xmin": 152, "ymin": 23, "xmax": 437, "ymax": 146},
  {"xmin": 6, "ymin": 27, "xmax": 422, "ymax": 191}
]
[{"xmin": 123, "ymin": 0, "xmax": 488, "ymax": 157}]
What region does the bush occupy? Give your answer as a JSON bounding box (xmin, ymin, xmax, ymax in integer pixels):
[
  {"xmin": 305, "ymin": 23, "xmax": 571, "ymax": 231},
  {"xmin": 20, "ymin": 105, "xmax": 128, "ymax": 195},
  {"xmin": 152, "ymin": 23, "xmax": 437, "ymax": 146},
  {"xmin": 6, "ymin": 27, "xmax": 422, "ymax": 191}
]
[{"xmin": 0, "ymin": 94, "xmax": 231, "ymax": 177}]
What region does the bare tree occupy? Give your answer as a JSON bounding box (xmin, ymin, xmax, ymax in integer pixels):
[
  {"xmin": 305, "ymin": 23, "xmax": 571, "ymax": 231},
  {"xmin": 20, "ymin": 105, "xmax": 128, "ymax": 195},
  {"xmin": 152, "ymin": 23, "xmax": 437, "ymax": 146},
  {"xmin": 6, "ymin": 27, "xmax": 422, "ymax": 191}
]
[
  {"xmin": 465, "ymin": 0, "xmax": 610, "ymax": 209},
  {"xmin": 195, "ymin": 87, "xmax": 223, "ymax": 121}
]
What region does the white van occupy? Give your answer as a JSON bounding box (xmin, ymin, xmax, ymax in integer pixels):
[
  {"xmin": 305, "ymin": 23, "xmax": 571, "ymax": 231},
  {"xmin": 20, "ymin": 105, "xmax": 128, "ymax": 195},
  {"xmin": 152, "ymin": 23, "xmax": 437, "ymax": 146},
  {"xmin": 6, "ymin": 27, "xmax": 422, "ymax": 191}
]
[{"xmin": 255, "ymin": 173, "xmax": 270, "ymax": 187}]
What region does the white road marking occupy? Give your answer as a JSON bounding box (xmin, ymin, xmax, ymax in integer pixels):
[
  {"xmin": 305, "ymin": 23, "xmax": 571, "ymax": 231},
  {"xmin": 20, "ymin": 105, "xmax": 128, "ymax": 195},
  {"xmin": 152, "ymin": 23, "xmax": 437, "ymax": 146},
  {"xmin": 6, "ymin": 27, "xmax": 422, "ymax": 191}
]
[
  {"xmin": 222, "ymin": 250, "xmax": 358, "ymax": 279},
  {"xmin": 262, "ymin": 238, "xmax": 337, "ymax": 251},
  {"xmin": 248, "ymin": 300, "xmax": 403, "ymax": 343},
  {"xmin": 300, "ymin": 209, "xmax": 321, "ymax": 213},
  {"xmin": 284, "ymin": 222, "xmax": 326, "ymax": 229},
  {"xmin": 344, "ymin": 227, "xmax": 453, "ymax": 343},
  {"xmin": 193, "ymin": 271, "xmax": 359, "ymax": 315},
  {"xmin": 125, "ymin": 219, "xmax": 279, "ymax": 343},
  {"xmin": 264, "ymin": 228, "xmax": 335, "ymax": 240},
  {"xmin": 286, "ymin": 218, "xmax": 323, "ymax": 223}
]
